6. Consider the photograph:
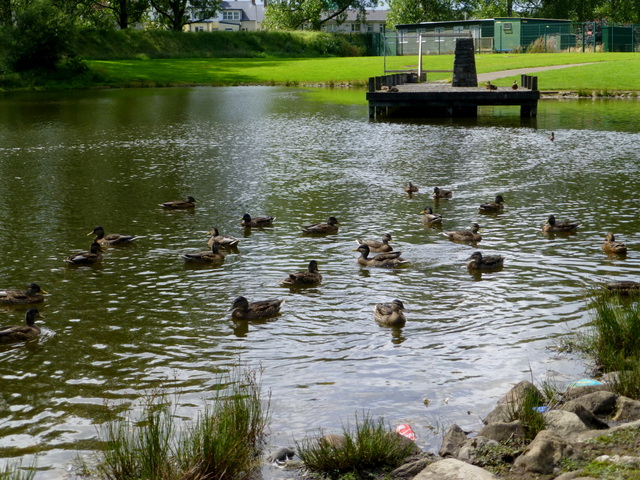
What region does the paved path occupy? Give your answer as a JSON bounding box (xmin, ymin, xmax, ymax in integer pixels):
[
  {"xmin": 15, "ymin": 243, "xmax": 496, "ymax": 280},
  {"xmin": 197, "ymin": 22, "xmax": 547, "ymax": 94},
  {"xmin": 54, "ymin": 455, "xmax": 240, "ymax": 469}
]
[{"xmin": 477, "ymin": 63, "xmax": 594, "ymax": 82}]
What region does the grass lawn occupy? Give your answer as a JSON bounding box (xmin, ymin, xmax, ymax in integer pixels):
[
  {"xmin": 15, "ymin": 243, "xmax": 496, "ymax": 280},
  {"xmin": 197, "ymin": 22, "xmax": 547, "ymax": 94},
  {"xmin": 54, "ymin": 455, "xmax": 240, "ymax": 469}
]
[{"xmin": 87, "ymin": 52, "xmax": 640, "ymax": 91}]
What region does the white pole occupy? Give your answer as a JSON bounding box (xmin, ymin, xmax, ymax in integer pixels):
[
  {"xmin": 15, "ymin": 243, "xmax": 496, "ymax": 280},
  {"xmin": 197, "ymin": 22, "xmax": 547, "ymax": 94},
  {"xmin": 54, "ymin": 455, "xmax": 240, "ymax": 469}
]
[{"xmin": 418, "ymin": 33, "xmax": 423, "ymax": 81}]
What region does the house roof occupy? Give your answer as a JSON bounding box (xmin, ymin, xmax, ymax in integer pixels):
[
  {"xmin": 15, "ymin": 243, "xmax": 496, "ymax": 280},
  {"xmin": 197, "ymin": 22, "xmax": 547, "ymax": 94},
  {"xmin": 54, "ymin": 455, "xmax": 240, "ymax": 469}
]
[
  {"xmin": 323, "ymin": 9, "xmax": 387, "ymax": 23},
  {"xmin": 220, "ymin": 1, "xmax": 265, "ymax": 22}
]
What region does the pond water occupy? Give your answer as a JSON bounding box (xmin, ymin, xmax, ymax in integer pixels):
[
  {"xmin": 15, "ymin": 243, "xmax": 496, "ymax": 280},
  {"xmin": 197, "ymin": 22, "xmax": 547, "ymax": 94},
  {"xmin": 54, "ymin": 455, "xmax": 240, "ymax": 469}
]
[{"xmin": 0, "ymin": 87, "xmax": 639, "ymax": 478}]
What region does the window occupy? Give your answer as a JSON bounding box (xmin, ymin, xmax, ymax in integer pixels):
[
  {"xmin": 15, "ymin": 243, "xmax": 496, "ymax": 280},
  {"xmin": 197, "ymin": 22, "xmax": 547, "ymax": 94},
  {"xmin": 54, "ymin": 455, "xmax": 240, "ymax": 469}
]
[
  {"xmin": 351, "ymin": 23, "xmax": 361, "ymax": 32},
  {"xmin": 367, "ymin": 24, "xmax": 374, "ymax": 33},
  {"xmin": 222, "ymin": 11, "xmax": 241, "ymax": 21},
  {"xmin": 503, "ymin": 22, "xmax": 513, "ymax": 34},
  {"xmin": 326, "ymin": 24, "xmax": 338, "ymax": 32},
  {"xmin": 399, "ymin": 30, "xmax": 408, "ymax": 44},
  {"xmin": 453, "ymin": 26, "xmax": 464, "ymax": 33},
  {"xmin": 434, "ymin": 27, "xmax": 444, "ymax": 33},
  {"xmin": 195, "ymin": 26, "xmax": 204, "ymax": 32}
]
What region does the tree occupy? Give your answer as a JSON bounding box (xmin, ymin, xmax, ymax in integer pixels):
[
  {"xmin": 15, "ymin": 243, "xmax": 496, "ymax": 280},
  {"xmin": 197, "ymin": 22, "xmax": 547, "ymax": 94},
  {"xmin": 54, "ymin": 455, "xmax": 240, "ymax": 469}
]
[
  {"xmin": 96, "ymin": 0, "xmax": 149, "ymax": 28},
  {"xmin": 149, "ymin": 0, "xmax": 220, "ymax": 30},
  {"xmin": 262, "ymin": 0, "xmax": 379, "ymax": 31}
]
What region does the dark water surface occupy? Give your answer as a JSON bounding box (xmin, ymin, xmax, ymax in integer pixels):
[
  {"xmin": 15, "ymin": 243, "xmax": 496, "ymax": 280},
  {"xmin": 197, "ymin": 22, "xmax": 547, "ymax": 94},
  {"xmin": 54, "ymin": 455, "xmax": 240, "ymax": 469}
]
[{"xmin": 0, "ymin": 87, "xmax": 639, "ymax": 478}]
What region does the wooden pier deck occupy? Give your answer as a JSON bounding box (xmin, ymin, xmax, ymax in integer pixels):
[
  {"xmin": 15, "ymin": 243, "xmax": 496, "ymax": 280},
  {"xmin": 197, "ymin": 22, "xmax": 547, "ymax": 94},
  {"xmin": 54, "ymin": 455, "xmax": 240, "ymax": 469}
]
[{"xmin": 366, "ymin": 74, "xmax": 540, "ymax": 119}]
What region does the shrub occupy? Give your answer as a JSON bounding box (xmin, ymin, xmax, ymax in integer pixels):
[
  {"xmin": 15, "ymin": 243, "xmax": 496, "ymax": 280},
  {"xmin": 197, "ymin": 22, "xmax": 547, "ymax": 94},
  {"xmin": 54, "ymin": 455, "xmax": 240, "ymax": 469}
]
[{"xmin": 296, "ymin": 412, "xmax": 416, "ymax": 480}]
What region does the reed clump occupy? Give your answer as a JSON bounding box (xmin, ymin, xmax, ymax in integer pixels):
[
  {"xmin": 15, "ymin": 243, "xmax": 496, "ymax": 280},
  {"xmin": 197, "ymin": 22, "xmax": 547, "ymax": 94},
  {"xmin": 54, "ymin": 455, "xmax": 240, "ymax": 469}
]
[
  {"xmin": 96, "ymin": 367, "xmax": 270, "ymax": 480},
  {"xmin": 295, "ymin": 412, "xmax": 416, "ymax": 480},
  {"xmin": 0, "ymin": 462, "xmax": 36, "ymax": 480}
]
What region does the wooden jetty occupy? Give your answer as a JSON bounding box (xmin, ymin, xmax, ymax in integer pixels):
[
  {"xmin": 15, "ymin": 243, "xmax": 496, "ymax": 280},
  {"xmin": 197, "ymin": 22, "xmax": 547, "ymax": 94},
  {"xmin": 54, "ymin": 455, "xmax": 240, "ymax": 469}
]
[{"xmin": 366, "ymin": 73, "xmax": 541, "ymax": 119}]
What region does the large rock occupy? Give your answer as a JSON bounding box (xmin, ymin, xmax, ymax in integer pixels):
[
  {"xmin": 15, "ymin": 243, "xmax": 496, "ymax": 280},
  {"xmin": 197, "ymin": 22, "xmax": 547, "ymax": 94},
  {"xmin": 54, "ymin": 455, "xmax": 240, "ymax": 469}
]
[
  {"xmin": 477, "ymin": 421, "xmax": 525, "ymax": 443},
  {"xmin": 498, "ymin": 380, "xmax": 543, "ymax": 405},
  {"xmin": 543, "ymin": 410, "xmax": 589, "ymax": 437},
  {"xmin": 457, "ymin": 436, "xmax": 499, "ymax": 464},
  {"xmin": 563, "ymin": 384, "xmax": 611, "ymax": 401},
  {"xmin": 414, "ymin": 458, "xmax": 499, "ymax": 480},
  {"xmin": 612, "ymin": 396, "xmax": 640, "ymax": 422},
  {"xmin": 439, "ymin": 424, "xmax": 467, "ymax": 458},
  {"xmin": 513, "ymin": 430, "xmax": 580, "ymax": 474},
  {"xmin": 560, "ymin": 401, "xmax": 609, "ymax": 430},
  {"xmin": 482, "ymin": 403, "xmax": 512, "ymax": 425},
  {"xmin": 391, "ymin": 454, "xmax": 437, "ymax": 478},
  {"xmin": 568, "ymin": 391, "xmax": 618, "ymax": 415}
]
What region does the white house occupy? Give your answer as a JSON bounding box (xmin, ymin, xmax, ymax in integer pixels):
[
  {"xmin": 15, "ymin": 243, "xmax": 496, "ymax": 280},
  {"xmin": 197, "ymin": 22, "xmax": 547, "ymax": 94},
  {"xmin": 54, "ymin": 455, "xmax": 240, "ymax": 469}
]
[
  {"xmin": 184, "ymin": 0, "xmax": 265, "ymax": 32},
  {"xmin": 321, "ymin": 9, "xmax": 387, "ymax": 34}
]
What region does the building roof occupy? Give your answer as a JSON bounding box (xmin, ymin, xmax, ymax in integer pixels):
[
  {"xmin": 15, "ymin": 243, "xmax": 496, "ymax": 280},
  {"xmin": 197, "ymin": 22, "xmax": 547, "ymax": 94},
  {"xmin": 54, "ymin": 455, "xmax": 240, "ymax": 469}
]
[
  {"xmin": 323, "ymin": 9, "xmax": 387, "ymax": 23},
  {"xmin": 220, "ymin": 1, "xmax": 265, "ymax": 22}
]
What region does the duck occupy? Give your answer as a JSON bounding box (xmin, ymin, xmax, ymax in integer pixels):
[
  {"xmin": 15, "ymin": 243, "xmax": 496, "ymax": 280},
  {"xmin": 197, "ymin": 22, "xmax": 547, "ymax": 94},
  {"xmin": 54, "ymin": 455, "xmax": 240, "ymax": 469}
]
[
  {"xmin": 602, "ymin": 232, "xmax": 627, "ymax": 254},
  {"xmin": 542, "ymin": 215, "xmax": 578, "ymax": 233},
  {"xmin": 207, "ymin": 227, "xmax": 240, "ymax": 249},
  {"xmin": 64, "ymin": 242, "xmax": 103, "ymax": 265},
  {"xmin": 548, "ymin": 132, "xmax": 555, "ymax": 142},
  {"xmin": 433, "ymin": 187, "xmax": 453, "ymax": 199},
  {"xmin": 88, "ymin": 226, "xmax": 137, "ymax": 246},
  {"xmin": 159, "ymin": 196, "xmax": 196, "ymax": 209},
  {"xmin": 355, "ymin": 244, "xmax": 408, "ymax": 268},
  {"xmin": 420, "ymin": 207, "xmax": 443, "ymax": 224},
  {"xmin": 182, "ymin": 241, "xmax": 225, "ymax": 263},
  {"xmin": 467, "ymin": 251, "xmax": 504, "ymax": 270},
  {"xmin": 230, "ymin": 296, "xmax": 284, "ymax": 320},
  {"xmin": 0, "ymin": 283, "xmax": 48, "ymax": 305},
  {"xmin": 301, "ymin": 216, "xmax": 339, "ymax": 235},
  {"xmin": 373, "ymin": 299, "xmax": 407, "ymax": 327},
  {"xmin": 404, "ymin": 182, "xmax": 419, "ymax": 194},
  {"xmin": 281, "ymin": 260, "xmax": 322, "ymax": 286},
  {"xmin": 605, "ymin": 281, "xmax": 640, "ymax": 295},
  {"xmin": 355, "ymin": 233, "xmax": 393, "ymax": 253},
  {"xmin": 442, "ymin": 223, "xmax": 482, "ymax": 243},
  {"xmin": 0, "ymin": 308, "xmax": 43, "ymax": 344},
  {"xmin": 241, "ymin": 213, "xmax": 275, "ymax": 228},
  {"xmin": 479, "ymin": 195, "xmax": 505, "ymax": 213},
  {"xmin": 485, "ymin": 81, "xmax": 498, "ymax": 90},
  {"xmin": 511, "ymin": 81, "xmax": 518, "ymax": 90}
]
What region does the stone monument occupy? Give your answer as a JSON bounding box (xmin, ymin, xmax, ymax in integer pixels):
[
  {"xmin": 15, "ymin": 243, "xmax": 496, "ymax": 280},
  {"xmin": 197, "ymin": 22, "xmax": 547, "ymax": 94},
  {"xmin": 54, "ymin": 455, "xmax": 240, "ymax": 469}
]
[{"xmin": 451, "ymin": 38, "xmax": 478, "ymax": 87}]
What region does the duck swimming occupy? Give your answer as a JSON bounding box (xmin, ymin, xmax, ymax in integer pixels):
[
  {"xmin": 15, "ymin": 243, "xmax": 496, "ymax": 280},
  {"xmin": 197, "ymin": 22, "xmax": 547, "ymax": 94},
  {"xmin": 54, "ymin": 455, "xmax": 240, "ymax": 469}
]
[
  {"xmin": 355, "ymin": 244, "xmax": 407, "ymax": 268},
  {"xmin": 433, "ymin": 187, "xmax": 453, "ymax": 199},
  {"xmin": 355, "ymin": 233, "xmax": 393, "ymax": 253},
  {"xmin": 207, "ymin": 228, "xmax": 240, "ymax": 248},
  {"xmin": 64, "ymin": 242, "xmax": 103, "ymax": 265},
  {"xmin": 479, "ymin": 195, "xmax": 505, "ymax": 213},
  {"xmin": 602, "ymin": 232, "xmax": 627, "ymax": 255},
  {"xmin": 542, "ymin": 215, "xmax": 578, "ymax": 233},
  {"xmin": 0, "ymin": 283, "xmax": 48, "ymax": 305},
  {"xmin": 404, "ymin": 182, "xmax": 419, "ymax": 194},
  {"xmin": 420, "ymin": 207, "xmax": 442, "ymax": 225},
  {"xmin": 467, "ymin": 251, "xmax": 504, "ymax": 271},
  {"xmin": 159, "ymin": 196, "xmax": 196, "ymax": 209},
  {"xmin": 301, "ymin": 217, "xmax": 339, "ymax": 235},
  {"xmin": 442, "ymin": 223, "xmax": 482, "ymax": 243},
  {"xmin": 0, "ymin": 308, "xmax": 43, "ymax": 344},
  {"xmin": 88, "ymin": 226, "xmax": 137, "ymax": 246},
  {"xmin": 230, "ymin": 296, "xmax": 284, "ymax": 320},
  {"xmin": 281, "ymin": 260, "xmax": 322, "ymax": 286},
  {"xmin": 182, "ymin": 241, "xmax": 226, "ymax": 263},
  {"xmin": 241, "ymin": 213, "xmax": 275, "ymax": 228},
  {"xmin": 373, "ymin": 299, "xmax": 407, "ymax": 327}
]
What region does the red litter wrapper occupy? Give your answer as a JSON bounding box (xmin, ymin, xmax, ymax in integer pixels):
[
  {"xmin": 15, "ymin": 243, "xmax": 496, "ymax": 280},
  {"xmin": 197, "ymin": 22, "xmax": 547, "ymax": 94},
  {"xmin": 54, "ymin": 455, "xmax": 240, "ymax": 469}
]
[{"xmin": 395, "ymin": 424, "xmax": 416, "ymax": 441}]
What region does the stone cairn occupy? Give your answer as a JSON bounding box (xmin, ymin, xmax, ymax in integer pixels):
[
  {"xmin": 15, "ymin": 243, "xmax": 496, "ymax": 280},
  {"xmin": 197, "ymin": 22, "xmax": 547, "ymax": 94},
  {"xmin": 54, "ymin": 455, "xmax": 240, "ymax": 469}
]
[{"xmin": 451, "ymin": 37, "xmax": 478, "ymax": 87}]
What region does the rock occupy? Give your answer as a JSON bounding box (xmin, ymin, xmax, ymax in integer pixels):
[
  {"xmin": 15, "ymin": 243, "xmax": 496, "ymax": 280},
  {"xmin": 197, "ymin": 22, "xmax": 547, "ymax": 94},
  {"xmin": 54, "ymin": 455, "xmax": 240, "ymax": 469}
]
[
  {"xmin": 563, "ymin": 384, "xmax": 611, "ymax": 401},
  {"xmin": 391, "ymin": 454, "xmax": 437, "ymax": 477},
  {"xmin": 457, "ymin": 436, "xmax": 499, "ymax": 463},
  {"xmin": 439, "ymin": 424, "xmax": 467, "ymax": 458},
  {"xmin": 413, "ymin": 458, "xmax": 499, "ymax": 480},
  {"xmin": 568, "ymin": 390, "xmax": 618, "ymax": 415},
  {"xmin": 498, "ymin": 380, "xmax": 543, "ymax": 406},
  {"xmin": 477, "ymin": 420, "xmax": 525, "ymax": 443},
  {"xmin": 513, "ymin": 429, "xmax": 580, "ymax": 474},
  {"xmin": 482, "ymin": 403, "xmax": 512, "ymax": 425},
  {"xmin": 321, "ymin": 434, "xmax": 346, "ymax": 448},
  {"xmin": 553, "ymin": 473, "xmax": 598, "ymax": 480},
  {"xmin": 560, "ymin": 401, "xmax": 609, "ymax": 430},
  {"xmin": 267, "ymin": 447, "xmax": 295, "ymax": 465},
  {"xmin": 594, "ymin": 454, "xmax": 640, "ymax": 467},
  {"xmin": 612, "ymin": 396, "xmax": 640, "ymax": 422},
  {"xmin": 543, "ymin": 410, "xmax": 589, "ymax": 437}
]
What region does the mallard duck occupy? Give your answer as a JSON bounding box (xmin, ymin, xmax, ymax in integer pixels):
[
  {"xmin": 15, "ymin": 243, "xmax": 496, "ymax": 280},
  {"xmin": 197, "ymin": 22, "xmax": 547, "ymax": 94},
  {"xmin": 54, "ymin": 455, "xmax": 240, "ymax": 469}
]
[
  {"xmin": 241, "ymin": 213, "xmax": 275, "ymax": 228},
  {"xmin": 355, "ymin": 234, "xmax": 393, "ymax": 253},
  {"xmin": 88, "ymin": 226, "xmax": 137, "ymax": 246},
  {"xmin": 605, "ymin": 281, "xmax": 640, "ymax": 295},
  {"xmin": 479, "ymin": 195, "xmax": 505, "ymax": 213},
  {"xmin": 433, "ymin": 187, "xmax": 453, "ymax": 199},
  {"xmin": 602, "ymin": 232, "xmax": 627, "ymax": 254},
  {"xmin": 442, "ymin": 223, "xmax": 482, "ymax": 243},
  {"xmin": 373, "ymin": 299, "xmax": 406, "ymax": 327},
  {"xmin": 0, "ymin": 283, "xmax": 48, "ymax": 305},
  {"xmin": 355, "ymin": 244, "xmax": 407, "ymax": 268},
  {"xmin": 420, "ymin": 207, "xmax": 442, "ymax": 224},
  {"xmin": 542, "ymin": 215, "xmax": 578, "ymax": 233},
  {"xmin": 159, "ymin": 196, "xmax": 196, "ymax": 209},
  {"xmin": 230, "ymin": 296, "xmax": 284, "ymax": 320},
  {"xmin": 467, "ymin": 251, "xmax": 504, "ymax": 270},
  {"xmin": 301, "ymin": 216, "xmax": 339, "ymax": 235},
  {"xmin": 548, "ymin": 132, "xmax": 555, "ymax": 142},
  {"xmin": 182, "ymin": 241, "xmax": 225, "ymax": 263},
  {"xmin": 207, "ymin": 227, "xmax": 240, "ymax": 248},
  {"xmin": 0, "ymin": 308, "xmax": 43, "ymax": 344},
  {"xmin": 404, "ymin": 182, "xmax": 419, "ymax": 193},
  {"xmin": 281, "ymin": 260, "xmax": 322, "ymax": 286},
  {"xmin": 64, "ymin": 242, "xmax": 103, "ymax": 265},
  {"xmin": 511, "ymin": 81, "xmax": 518, "ymax": 90},
  {"xmin": 485, "ymin": 81, "xmax": 498, "ymax": 90}
]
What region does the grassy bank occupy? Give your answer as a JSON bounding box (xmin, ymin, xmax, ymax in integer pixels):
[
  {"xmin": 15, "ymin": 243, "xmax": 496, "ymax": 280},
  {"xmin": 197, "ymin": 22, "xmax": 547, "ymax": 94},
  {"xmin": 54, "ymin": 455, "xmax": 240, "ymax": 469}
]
[{"xmin": 84, "ymin": 52, "xmax": 640, "ymax": 91}]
